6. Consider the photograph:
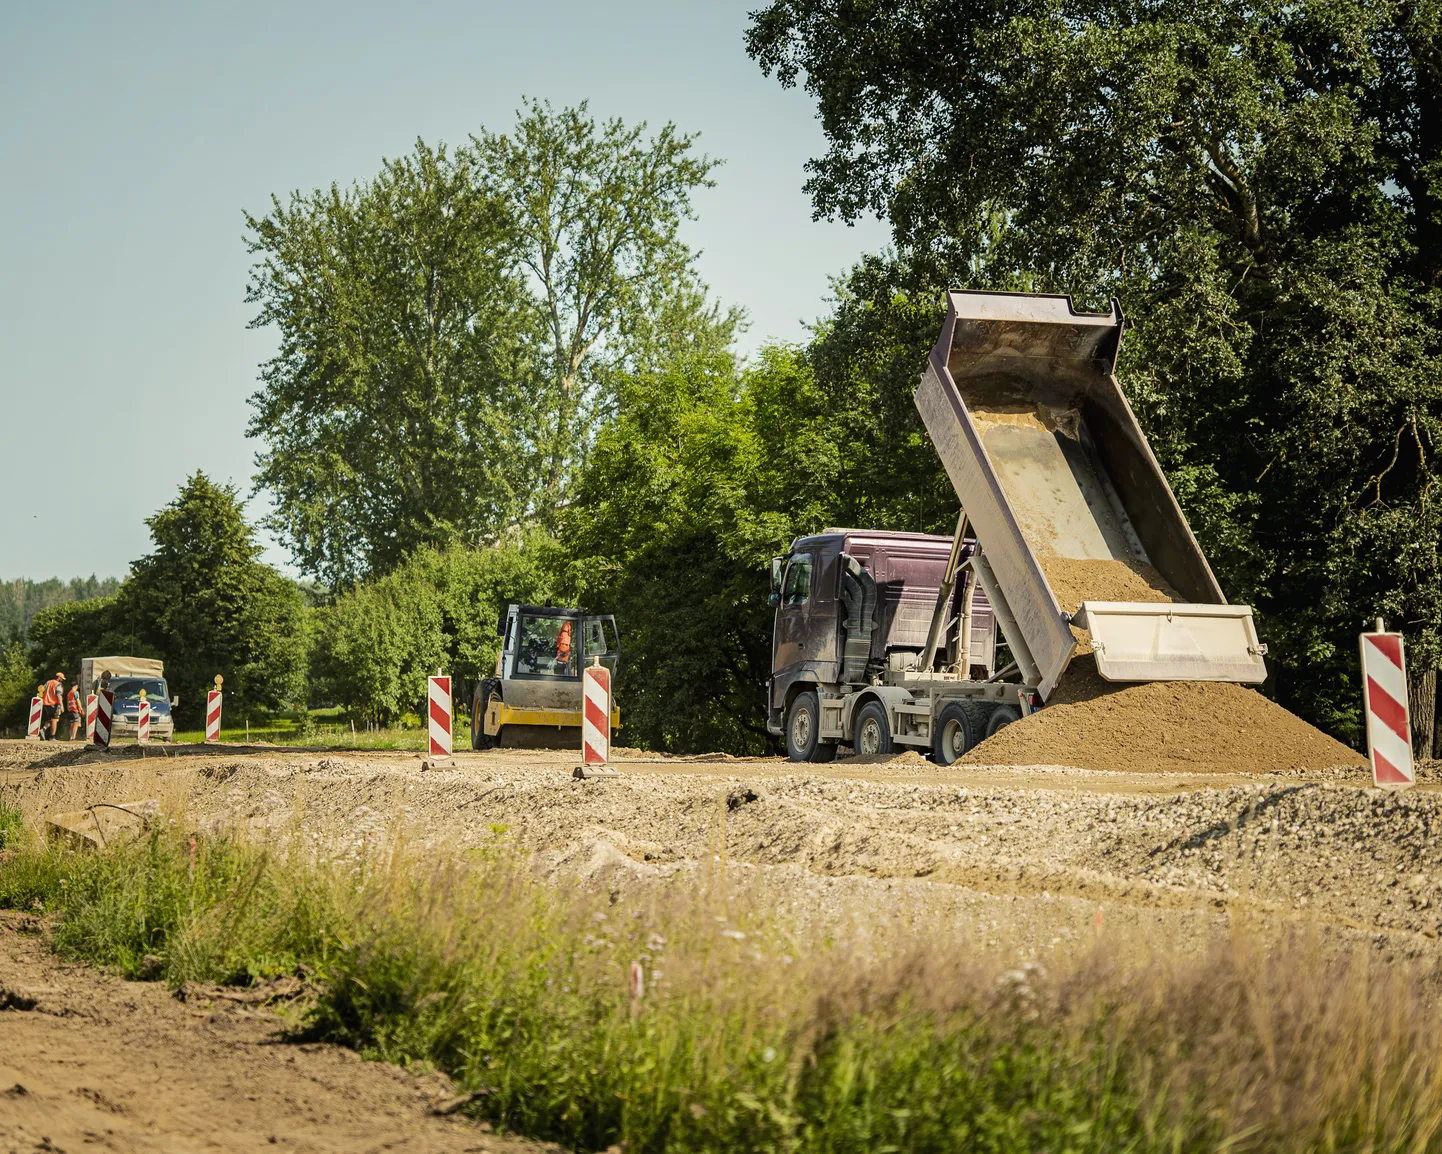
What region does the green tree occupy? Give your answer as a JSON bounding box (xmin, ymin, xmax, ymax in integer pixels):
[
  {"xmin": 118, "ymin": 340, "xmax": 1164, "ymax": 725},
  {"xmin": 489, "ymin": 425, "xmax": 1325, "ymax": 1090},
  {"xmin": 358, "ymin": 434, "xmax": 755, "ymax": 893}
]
[
  {"xmin": 26, "ymin": 596, "xmax": 137, "ymax": 686},
  {"xmin": 246, "ymin": 140, "xmax": 544, "ymax": 586},
  {"xmin": 248, "ymin": 108, "xmax": 734, "ymax": 588},
  {"xmin": 473, "ymin": 100, "xmax": 731, "ymax": 520},
  {"xmin": 0, "ymin": 576, "xmax": 121, "ymax": 644},
  {"xmin": 748, "ymin": 0, "xmax": 1442, "ymax": 741},
  {"xmin": 311, "ymin": 538, "xmax": 557, "ymax": 724},
  {"xmin": 0, "ymin": 639, "xmax": 37, "ymax": 730},
  {"xmin": 566, "ymin": 341, "xmax": 864, "ymax": 753},
  {"xmin": 124, "ymin": 473, "xmax": 308, "ymax": 725}
]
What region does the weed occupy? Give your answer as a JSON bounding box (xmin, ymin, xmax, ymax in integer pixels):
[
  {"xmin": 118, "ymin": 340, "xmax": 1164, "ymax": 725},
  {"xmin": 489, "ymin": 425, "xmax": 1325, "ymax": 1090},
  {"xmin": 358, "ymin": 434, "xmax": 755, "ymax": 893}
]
[
  {"xmin": 3, "ymin": 815, "xmax": 1442, "ymax": 1153},
  {"xmin": 0, "ymin": 795, "xmax": 23, "ymax": 850}
]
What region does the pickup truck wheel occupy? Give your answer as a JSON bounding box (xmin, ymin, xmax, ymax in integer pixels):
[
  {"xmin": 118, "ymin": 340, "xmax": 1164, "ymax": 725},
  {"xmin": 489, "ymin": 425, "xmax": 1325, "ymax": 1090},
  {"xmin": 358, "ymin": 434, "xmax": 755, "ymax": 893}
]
[
  {"xmin": 853, "ymin": 700, "xmax": 892, "ymax": 757},
  {"xmin": 471, "ymin": 679, "xmax": 500, "ymax": 750},
  {"xmin": 985, "ymin": 704, "xmax": 1023, "ymax": 738},
  {"xmin": 785, "ymin": 690, "xmax": 836, "ymax": 762},
  {"xmin": 932, "ymin": 700, "xmax": 987, "ymax": 765}
]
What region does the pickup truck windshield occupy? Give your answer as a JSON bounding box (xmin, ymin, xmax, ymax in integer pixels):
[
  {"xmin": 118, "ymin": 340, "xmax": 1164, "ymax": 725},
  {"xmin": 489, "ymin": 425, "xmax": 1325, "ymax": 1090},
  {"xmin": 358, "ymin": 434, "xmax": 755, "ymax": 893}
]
[{"xmin": 109, "ymin": 678, "xmax": 168, "ymax": 701}]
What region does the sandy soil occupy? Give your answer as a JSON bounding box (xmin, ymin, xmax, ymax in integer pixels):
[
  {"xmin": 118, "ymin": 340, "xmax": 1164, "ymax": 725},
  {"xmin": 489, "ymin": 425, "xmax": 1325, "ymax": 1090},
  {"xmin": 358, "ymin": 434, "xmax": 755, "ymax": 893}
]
[
  {"xmin": 5, "ymin": 736, "xmax": 1442, "ymax": 1149},
  {"xmin": 962, "ymin": 657, "xmax": 1366, "ymax": 775},
  {"xmin": 0, "ymin": 910, "xmax": 546, "ymax": 1154}
]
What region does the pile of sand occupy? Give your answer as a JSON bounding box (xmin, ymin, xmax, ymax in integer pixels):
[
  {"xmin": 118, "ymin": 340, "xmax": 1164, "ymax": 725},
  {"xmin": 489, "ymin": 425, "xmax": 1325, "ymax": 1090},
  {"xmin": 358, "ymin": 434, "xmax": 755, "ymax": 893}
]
[
  {"xmin": 1037, "ymin": 553, "xmax": 1178, "ymax": 615},
  {"xmin": 960, "ymin": 658, "xmax": 1366, "ymax": 775}
]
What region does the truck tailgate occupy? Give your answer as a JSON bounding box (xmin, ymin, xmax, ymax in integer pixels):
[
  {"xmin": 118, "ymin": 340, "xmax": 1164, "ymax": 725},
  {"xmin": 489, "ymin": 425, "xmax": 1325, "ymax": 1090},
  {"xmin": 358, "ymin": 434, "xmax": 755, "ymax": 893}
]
[{"xmin": 1072, "ymin": 601, "xmax": 1268, "ymax": 684}]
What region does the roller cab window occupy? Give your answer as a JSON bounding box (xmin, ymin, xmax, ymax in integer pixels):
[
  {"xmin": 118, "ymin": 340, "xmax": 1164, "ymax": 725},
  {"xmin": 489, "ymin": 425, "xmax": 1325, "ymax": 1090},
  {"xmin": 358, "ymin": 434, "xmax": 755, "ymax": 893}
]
[{"xmin": 515, "ymin": 613, "xmax": 581, "ymax": 679}]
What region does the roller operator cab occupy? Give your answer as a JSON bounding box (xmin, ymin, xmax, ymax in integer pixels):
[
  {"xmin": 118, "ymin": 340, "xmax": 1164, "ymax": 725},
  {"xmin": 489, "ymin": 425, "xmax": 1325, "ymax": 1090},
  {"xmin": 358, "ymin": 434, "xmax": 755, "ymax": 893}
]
[
  {"xmin": 767, "ymin": 529, "xmax": 1025, "ymax": 766},
  {"xmin": 471, "ymin": 604, "xmax": 621, "ymax": 750}
]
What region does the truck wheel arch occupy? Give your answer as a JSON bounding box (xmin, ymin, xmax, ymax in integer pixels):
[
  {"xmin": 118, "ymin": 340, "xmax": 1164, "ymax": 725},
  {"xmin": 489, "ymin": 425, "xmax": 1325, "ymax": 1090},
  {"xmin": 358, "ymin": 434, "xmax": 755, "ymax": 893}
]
[{"xmin": 841, "ymin": 687, "xmax": 913, "ymax": 745}]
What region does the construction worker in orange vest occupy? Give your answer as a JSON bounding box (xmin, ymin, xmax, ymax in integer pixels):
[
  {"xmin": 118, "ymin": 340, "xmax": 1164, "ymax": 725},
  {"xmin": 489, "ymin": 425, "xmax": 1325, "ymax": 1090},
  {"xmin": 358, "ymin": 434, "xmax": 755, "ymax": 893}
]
[
  {"xmin": 42, "ymin": 672, "xmax": 65, "ymax": 740},
  {"xmin": 65, "ymin": 681, "xmax": 83, "ymax": 741},
  {"xmin": 556, "ymin": 619, "xmax": 573, "ymax": 672}
]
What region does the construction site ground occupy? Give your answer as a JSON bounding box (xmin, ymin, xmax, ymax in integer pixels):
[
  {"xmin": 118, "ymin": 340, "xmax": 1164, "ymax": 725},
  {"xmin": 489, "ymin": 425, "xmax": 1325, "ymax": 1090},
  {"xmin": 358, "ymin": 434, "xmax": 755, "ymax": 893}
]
[{"xmin": 4, "ymin": 735, "xmax": 1442, "ymax": 1149}]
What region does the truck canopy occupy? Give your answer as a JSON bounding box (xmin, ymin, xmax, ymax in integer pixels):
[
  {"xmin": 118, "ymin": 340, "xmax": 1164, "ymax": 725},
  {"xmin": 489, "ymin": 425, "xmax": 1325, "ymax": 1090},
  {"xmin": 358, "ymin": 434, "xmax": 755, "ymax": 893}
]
[{"xmin": 81, "ymin": 656, "xmax": 164, "ymax": 702}]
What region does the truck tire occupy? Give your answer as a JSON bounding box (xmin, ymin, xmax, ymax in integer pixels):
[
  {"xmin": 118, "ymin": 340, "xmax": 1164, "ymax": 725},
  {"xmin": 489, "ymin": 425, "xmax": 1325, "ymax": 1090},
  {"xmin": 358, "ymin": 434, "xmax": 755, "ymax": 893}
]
[
  {"xmin": 932, "ymin": 700, "xmax": 988, "ymax": 766},
  {"xmin": 985, "ymin": 704, "xmax": 1023, "ymax": 738},
  {"xmin": 785, "ymin": 690, "xmax": 837, "ymax": 763},
  {"xmin": 472, "ymin": 679, "xmax": 500, "ymax": 750},
  {"xmin": 853, "ymin": 700, "xmax": 893, "ymax": 757}
]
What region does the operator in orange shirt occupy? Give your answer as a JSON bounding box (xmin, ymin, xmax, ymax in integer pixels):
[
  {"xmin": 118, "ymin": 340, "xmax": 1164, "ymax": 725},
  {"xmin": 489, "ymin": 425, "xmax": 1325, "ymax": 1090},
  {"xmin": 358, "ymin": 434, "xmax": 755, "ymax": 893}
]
[
  {"xmin": 556, "ymin": 620, "xmax": 573, "ymax": 672},
  {"xmin": 65, "ymin": 681, "xmax": 83, "ymax": 741},
  {"xmin": 41, "ymin": 671, "xmax": 65, "ymax": 740}
]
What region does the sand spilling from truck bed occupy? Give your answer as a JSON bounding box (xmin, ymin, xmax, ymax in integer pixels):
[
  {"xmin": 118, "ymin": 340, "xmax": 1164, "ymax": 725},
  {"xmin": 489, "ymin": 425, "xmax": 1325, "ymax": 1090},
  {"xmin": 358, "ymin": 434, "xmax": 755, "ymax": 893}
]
[
  {"xmin": 1036, "ymin": 551, "xmax": 1178, "ymax": 615},
  {"xmin": 960, "ymin": 657, "xmax": 1366, "ymax": 775}
]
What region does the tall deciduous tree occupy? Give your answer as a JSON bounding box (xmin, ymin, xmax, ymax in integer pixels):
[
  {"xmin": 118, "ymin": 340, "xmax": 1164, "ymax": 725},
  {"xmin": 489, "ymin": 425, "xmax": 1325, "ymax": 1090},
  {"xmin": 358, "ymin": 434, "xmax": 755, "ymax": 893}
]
[
  {"xmin": 123, "ymin": 473, "xmax": 307, "ymax": 725},
  {"xmin": 245, "ymin": 141, "xmax": 544, "ymax": 586},
  {"xmin": 473, "ymin": 100, "xmax": 731, "ymax": 520},
  {"xmin": 748, "ymin": 0, "xmax": 1442, "ymax": 741}
]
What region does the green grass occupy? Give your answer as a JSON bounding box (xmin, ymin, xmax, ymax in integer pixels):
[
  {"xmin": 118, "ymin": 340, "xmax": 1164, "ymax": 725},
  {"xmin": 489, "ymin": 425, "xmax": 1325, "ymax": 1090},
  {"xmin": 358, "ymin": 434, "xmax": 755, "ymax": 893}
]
[
  {"xmin": 171, "ymin": 707, "xmax": 451, "ymax": 750},
  {"xmin": 3, "ymin": 808, "xmax": 1442, "ymax": 1153},
  {"xmin": 0, "ymin": 796, "xmax": 23, "ymax": 850}
]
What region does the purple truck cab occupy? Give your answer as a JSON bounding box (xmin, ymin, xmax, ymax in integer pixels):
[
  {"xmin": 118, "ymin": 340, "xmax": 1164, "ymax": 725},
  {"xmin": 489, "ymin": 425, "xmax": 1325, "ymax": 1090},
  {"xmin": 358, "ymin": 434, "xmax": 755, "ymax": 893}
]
[{"xmin": 767, "ymin": 529, "xmax": 996, "ymax": 744}]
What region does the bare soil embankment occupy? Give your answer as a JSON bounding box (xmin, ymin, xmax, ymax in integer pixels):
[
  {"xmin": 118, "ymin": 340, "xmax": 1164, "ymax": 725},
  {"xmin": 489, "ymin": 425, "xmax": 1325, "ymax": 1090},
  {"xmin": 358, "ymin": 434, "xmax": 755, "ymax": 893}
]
[
  {"xmin": 4, "ymin": 736, "xmax": 1442, "ymax": 1149},
  {"xmin": 0, "ymin": 912, "xmax": 544, "ymax": 1154},
  {"xmin": 0, "ymin": 738, "xmax": 1433, "ymax": 950}
]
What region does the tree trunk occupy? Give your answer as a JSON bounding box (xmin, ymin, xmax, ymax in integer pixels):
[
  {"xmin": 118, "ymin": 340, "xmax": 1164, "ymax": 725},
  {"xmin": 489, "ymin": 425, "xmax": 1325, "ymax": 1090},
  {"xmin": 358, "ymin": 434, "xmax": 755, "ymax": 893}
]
[
  {"xmin": 1434, "ymin": 674, "xmax": 1442, "ymax": 760},
  {"xmin": 1409, "ymin": 667, "xmax": 1437, "ymax": 761}
]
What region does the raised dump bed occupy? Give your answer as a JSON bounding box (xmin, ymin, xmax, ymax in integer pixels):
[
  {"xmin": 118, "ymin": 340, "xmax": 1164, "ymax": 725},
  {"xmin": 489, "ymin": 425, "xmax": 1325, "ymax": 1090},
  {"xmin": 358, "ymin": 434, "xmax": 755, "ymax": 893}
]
[{"xmin": 914, "ymin": 290, "xmax": 1267, "ymax": 699}]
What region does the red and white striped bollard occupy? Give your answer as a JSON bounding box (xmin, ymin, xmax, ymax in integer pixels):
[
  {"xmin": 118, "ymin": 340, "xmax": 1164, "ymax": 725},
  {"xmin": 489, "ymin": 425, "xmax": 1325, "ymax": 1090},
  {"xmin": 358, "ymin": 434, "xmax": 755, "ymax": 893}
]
[
  {"xmin": 85, "ymin": 694, "xmax": 97, "ymax": 743},
  {"xmin": 1360, "ymin": 619, "xmax": 1414, "ymax": 790},
  {"xmin": 26, "ymin": 695, "xmax": 42, "ymax": 740},
  {"xmin": 137, "ymin": 693, "xmax": 151, "ymax": 743},
  {"xmin": 93, "ymin": 691, "xmax": 113, "ymax": 749},
  {"xmin": 582, "ymin": 663, "xmax": 611, "ymax": 766},
  {"xmin": 206, "ymin": 676, "xmax": 223, "ymax": 742},
  {"xmin": 428, "ymin": 674, "xmax": 452, "ymax": 759}
]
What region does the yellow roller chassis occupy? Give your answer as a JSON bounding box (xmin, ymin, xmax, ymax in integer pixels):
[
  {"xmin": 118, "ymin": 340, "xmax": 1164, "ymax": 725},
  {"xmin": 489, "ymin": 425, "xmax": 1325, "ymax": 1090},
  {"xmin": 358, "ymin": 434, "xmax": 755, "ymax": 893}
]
[{"xmin": 484, "ymin": 699, "xmax": 621, "ymax": 737}]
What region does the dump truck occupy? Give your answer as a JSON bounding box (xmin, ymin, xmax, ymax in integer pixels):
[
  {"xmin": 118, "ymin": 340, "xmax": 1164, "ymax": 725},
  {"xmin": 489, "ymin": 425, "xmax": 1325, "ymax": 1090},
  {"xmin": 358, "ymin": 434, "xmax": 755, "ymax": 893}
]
[
  {"xmin": 80, "ymin": 656, "xmax": 177, "ymax": 742},
  {"xmin": 768, "ymin": 289, "xmax": 1268, "ymax": 764},
  {"xmin": 471, "ymin": 604, "xmax": 621, "ymax": 749}
]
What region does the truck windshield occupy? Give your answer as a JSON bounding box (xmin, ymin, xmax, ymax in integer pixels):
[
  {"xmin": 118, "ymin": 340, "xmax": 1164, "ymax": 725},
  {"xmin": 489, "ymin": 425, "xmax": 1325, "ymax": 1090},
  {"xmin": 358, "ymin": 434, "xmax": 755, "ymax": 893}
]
[
  {"xmin": 782, "ymin": 554, "xmax": 813, "ymax": 606},
  {"xmin": 515, "ymin": 614, "xmax": 579, "ymax": 678},
  {"xmin": 109, "ymin": 678, "xmax": 167, "ymax": 701}
]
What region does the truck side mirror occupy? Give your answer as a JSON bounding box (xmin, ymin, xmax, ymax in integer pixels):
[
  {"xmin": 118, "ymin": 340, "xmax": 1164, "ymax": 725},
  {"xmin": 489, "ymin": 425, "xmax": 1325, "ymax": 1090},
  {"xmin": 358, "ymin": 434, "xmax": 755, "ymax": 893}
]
[
  {"xmin": 171, "ymin": 696, "xmax": 179, "ymax": 707},
  {"xmin": 497, "ymin": 610, "xmax": 508, "ymax": 639},
  {"xmin": 769, "ymin": 557, "xmax": 783, "ymax": 594},
  {"xmin": 768, "ymin": 591, "xmax": 780, "ymax": 607}
]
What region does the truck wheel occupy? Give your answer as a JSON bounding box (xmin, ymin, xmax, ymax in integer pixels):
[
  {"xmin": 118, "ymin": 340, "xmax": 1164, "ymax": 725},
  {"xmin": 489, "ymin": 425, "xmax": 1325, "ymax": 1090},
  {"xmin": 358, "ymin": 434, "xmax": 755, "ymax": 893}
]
[
  {"xmin": 985, "ymin": 704, "xmax": 1023, "ymax": 738},
  {"xmin": 785, "ymin": 690, "xmax": 836, "ymax": 762},
  {"xmin": 472, "ymin": 679, "xmax": 499, "ymax": 750},
  {"xmin": 853, "ymin": 700, "xmax": 893, "ymax": 757},
  {"xmin": 932, "ymin": 700, "xmax": 988, "ymax": 765}
]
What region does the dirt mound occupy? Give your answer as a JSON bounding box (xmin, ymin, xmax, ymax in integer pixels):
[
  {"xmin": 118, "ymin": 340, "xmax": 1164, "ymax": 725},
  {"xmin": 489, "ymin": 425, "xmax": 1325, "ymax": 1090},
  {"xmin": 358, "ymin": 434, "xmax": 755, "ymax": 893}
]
[
  {"xmin": 961, "ymin": 658, "xmax": 1366, "ymax": 774},
  {"xmin": 836, "ymin": 750, "xmax": 932, "ymax": 767},
  {"xmin": 1038, "ymin": 553, "xmax": 1178, "ymax": 615}
]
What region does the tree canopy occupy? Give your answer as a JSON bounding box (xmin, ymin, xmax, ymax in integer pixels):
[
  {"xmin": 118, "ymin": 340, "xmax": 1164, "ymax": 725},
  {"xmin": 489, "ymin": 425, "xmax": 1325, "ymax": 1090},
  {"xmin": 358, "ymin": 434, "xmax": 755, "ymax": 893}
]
[
  {"xmin": 123, "ymin": 472, "xmax": 308, "ymax": 724},
  {"xmin": 748, "ymin": 0, "xmax": 1442, "ymax": 739},
  {"xmin": 247, "ymin": 103, "xmax": 732, "ymax": 586},
  {"xmin": 245, "ymin": 140, "xmax": 542, "ymax": 586}
]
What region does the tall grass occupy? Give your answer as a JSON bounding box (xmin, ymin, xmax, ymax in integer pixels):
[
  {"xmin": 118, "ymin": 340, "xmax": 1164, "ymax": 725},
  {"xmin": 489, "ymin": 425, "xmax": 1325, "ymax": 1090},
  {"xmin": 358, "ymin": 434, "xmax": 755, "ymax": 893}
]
[{"xmin": 3, "ymin": 806, "xmax": 1442, "ymax": 1153}]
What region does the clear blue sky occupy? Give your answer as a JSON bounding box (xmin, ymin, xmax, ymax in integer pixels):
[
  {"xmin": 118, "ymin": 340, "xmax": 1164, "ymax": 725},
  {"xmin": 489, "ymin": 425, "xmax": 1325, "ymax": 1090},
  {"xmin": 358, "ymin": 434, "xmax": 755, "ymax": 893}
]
[{"xmin": 0, "ymin": 1, "xmax": 889, "ymax": 581}]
